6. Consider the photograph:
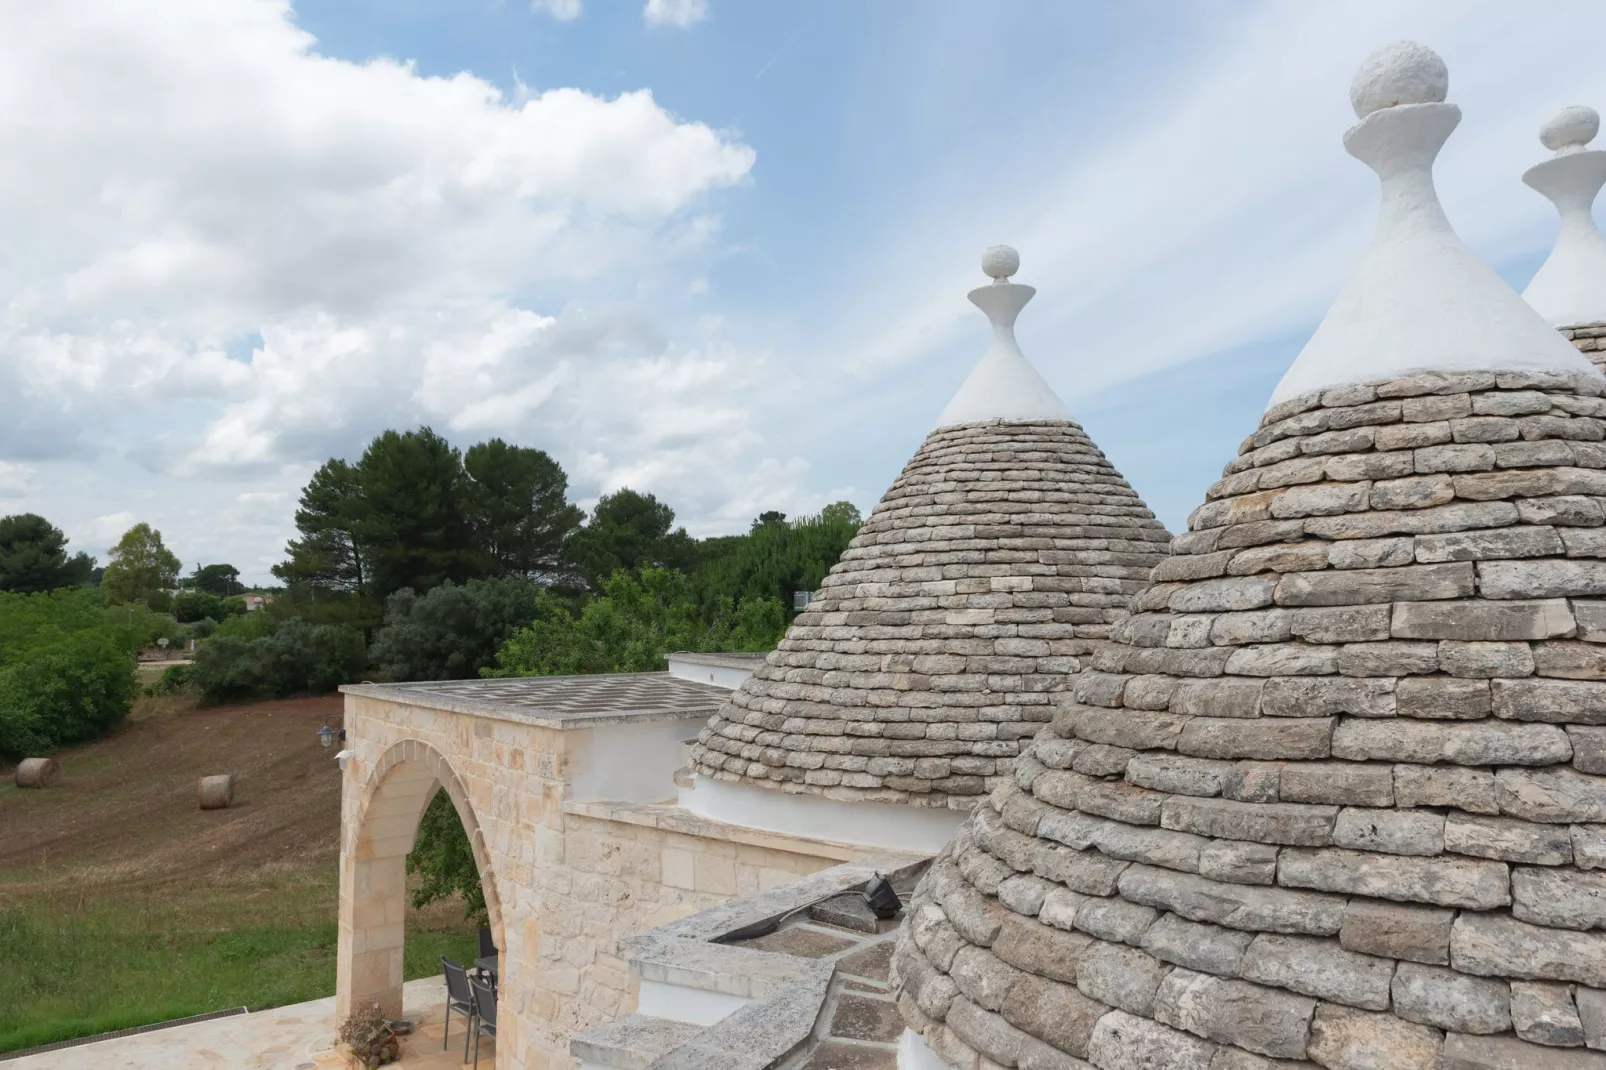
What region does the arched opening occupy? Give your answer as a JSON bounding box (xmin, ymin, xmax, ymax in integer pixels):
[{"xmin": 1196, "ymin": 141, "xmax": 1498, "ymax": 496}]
[{"xmin": 336, "ymin": 740, "xmax": 504, "ymax": 1028}]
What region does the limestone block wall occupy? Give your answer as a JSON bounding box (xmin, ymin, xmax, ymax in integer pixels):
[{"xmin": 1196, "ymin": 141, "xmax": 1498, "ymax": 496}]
[
  {"xmin": 1561, "ymin": 321, "xmax": 1606, "ymax": 372},
  {"xmin": 529, "ymin": 803, "xmax": 850, "ymax": 1060},
  {"xmin": 337, "ymin": 693, "xmax": 858, "ymax": 1070}
]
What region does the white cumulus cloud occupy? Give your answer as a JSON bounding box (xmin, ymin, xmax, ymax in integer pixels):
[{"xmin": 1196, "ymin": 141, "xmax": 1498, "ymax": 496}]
[
  {"xmin": 0, "ymin": 0, "xmax": 793, "ymax": 579},
  {"xmin": 644, "ymin": 0, "xmax": 709, "ymax": 29},
  {"xmin": 533, "ymin": 0, "xmax": 582, "ymax": 20}
]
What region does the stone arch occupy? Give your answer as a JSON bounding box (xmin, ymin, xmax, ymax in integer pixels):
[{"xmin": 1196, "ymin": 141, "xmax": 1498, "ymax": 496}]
[{"xmin": 336, "ymin": 738, "xmax": 505, "ymax": 1023}]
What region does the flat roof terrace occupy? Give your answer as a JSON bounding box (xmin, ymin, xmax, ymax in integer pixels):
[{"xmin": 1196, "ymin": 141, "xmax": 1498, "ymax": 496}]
[{"xmin": 341, "ymin": 672, "xmax": 730, "ymax": 730}]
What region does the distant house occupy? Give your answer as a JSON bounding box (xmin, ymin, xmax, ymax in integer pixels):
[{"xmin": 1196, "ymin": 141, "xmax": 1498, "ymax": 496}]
[{"xmin": 242, "ymin": 593, "xmax": 274, "ymax": 612}]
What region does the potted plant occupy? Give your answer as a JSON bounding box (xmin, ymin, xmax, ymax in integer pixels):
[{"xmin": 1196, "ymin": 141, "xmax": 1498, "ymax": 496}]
[{"xmin": 336, "ymin": 1002, "xmax": 400, "ymax": 1069}]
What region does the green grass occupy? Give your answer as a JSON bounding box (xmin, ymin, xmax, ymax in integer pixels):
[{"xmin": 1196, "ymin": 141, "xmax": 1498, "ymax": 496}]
[{"xmin": 0, "ymin": 871, "xmax": 478, "ymax": 1054}]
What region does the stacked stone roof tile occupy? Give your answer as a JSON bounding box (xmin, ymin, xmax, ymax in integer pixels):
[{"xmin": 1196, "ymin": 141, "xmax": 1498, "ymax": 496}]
[
  {"xmin": 1563, "ymin": 323, "xmax": 1606, "ymax": 373},
  {"xmin": 892, "ymin": 44, "xmax": 1606, "ymax": 1070},
  {"xmin": 690, "ymin": 252, "xmax": 1171, "ymax": 810},
  {"xmin": 691, "ymin": 418, "xmax": 1171, "ymax": 810},
  {"xmin": 894, "ymin": 368, "xmax": 1606, "ymax": 1069}
]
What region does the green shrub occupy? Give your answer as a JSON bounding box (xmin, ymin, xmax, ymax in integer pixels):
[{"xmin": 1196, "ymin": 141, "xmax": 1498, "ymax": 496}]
[
  {"xmin": 267, "ymin": 619, "xmax": 367, "ymax": 694},
  {"xmin": 105, "ymin": 602, "xmax": 183, "ymax": 651},
  {"xmin": 212, "ymin": 611, "xmax": 276, "ymax": 641},
  {"xmin": 0, "ymin": 633, "xmax": 136, "ymax": 758},
  {"xmin": 0, "ymin": 588, "xmax": 141, "ymax": 759},
  {"xmin": 172, "ymin": 592, "xmax": 235, "ymax": 624},
  {"xmin": 145, "ymin": 663, "xmax": 193, "ymax": 697},
  {"xmin": 190, "ymin": 637, "xmax": 269, "ymax": 705},
  {"xmin": 190, "ymin": 621, "xmax": 365, "ymax": 705},
  {"xmin": 368, "ymin": 578, "xmax": 545, "ymax": 682},
  {"xmin": 487, "ymin": 568, "xmax": 785, "ymax": 678}
]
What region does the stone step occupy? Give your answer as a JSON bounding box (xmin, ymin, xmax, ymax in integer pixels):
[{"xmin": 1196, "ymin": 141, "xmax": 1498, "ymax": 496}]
[{"xmin": 571, "ymin": 1013, "xmax": 704, "ymax": 1070}]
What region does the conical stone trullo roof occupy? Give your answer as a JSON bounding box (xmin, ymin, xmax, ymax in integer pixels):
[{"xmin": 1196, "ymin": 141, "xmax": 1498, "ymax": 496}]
[
  {"xmin": 1522, "ymin": 104, "xmax": 1606, "ymax": 372},
  {"xmin": 892, "ymin": 44, "xmax": 1606, "ymax": 1070},
  {"xmin": 688, "ymin": 248, "xmax": 1171, "ymax": 817}
]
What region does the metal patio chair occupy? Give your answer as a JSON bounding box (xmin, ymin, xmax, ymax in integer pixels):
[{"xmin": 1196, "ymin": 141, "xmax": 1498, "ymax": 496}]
[
  {"xmin": 469, "ymin": 976, "xmax": 498, "ymax": 1070},
  {"xmin": 441, "ymin": 957, "xmax": 476, "ymax": 1060}
]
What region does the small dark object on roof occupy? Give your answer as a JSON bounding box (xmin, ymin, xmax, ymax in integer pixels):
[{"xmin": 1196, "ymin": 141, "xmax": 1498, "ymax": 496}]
[{"xmin": 862, "ymin": 872, "xmax": 902, "ymax": 919}]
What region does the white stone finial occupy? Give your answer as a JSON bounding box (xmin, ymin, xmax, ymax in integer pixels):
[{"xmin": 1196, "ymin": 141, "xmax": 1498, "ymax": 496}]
[
  {"xmin": 1541, "ymin": 105, "xmax": 1599, "ymax": 155},
  {"xmin": 1268, "ymin": 44, "xmax": 1597, "ymax": 407},
  {"xmin": 1349, "ymin": 41, "xmax": 1448, "ymax": 118},
  {"xmin": 981, "ymin": 244, "xmax": 1020, "ymax": 282},
  {"xmin": 1522, "ymin": 105, "xmax": 1606, "ymax": 328},
  {"xmin": 935, "ymin": 247, "xmax": 1072, "ymax": 428}
]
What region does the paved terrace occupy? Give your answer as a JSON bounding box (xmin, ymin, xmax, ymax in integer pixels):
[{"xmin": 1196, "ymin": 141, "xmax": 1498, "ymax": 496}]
[
  {"xmin": 5, "ymin": 976, "xmax": 480, "ymax": 1070},
  {"xmin": 570, "ymin": 853, "xmax": 929, "ymax": 1070}
]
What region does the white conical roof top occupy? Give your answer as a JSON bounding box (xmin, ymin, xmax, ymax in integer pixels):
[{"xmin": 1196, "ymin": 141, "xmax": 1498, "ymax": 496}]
[
  {"xmin": 1522, "ymin": 105, "xmax": 1606, "ymax": 328},
  {"xmin": 1270, "ymin": 42, "xmax": 1597, "ymax": 407},
  {"xmin": 936, "ymin": 246, "xmax": 1074, "ymax": 427}
]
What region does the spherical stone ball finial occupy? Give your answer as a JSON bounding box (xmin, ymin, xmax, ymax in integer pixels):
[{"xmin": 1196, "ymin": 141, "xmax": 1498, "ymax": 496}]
[
  {"xmin": 1540, "ymin": 105, "xmax": 1600, "ymax": 153},
  {"xmin": 1349, "ymin": 41, "xmax": 1449, "ymax": 119},
  {"xmin": 981, "ymin": 245, "xmax": 1020, "ymax": 281}
]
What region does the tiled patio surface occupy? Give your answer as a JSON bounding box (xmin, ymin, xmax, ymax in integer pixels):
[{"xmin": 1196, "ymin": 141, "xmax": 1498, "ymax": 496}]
[{"xmin": 7, "ymin": 976, "xmax": 493, "ymax": 1070}]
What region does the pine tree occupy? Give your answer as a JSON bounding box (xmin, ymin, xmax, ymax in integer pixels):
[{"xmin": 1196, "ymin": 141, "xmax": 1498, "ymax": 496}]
[
  {"xmin": 353, "ymin": 427, "xmax": 475, "ymax": 597},
  {"xmin": 0, "ymin": 514, "xmax": 94, "ymax": 593},
  {"xmin": 273, "ymin": 458, "xmax": 367, "ymax": 594},
  {"xmin": 462, "ymin": 439, "xmax": 583, "ymax": 581}
]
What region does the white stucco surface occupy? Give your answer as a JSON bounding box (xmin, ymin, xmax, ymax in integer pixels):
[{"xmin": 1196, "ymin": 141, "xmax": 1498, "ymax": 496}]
[
  {"xmin": 567, "ymin": 715, "xmax": 707, "ymax": 803},
  {"xmin": 635, "ymin": 979, "xmax": 754, "ymax": 1026},
  {"xmin": 1523, "ymin": 106, "xmax": 1606, "ymax": 328},
  {"xmin": 1269, "ymin": 46, "xmax": 1598, "ymax": 407},
  {"xmin": 936, "ymin": 247, "xmax": 1073, "ymax": 428},
  {"xmin": 666, "ymin": 651, "xmax": 764, "ymax": 691},
  {"xmin": 678, "ymin": 774, "xmax": 966, "ymax": 854},
  {"xmin": 897, "ymin": 1027, "xmax": 950, "ymax": 1070}
]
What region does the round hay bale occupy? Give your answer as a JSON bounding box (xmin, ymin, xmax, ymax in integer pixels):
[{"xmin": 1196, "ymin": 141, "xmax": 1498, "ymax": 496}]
[
  {"xmin": 198, "ymin": 774, "xmax": 234, "ymax": 810},
  {"xmin": 15, "ymin": 757, "xmax": 59, "ymax": 788}
]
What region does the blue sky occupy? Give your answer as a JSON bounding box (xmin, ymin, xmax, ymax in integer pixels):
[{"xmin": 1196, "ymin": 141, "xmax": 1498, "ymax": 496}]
[{"xmin": 1, "ymin": 1, "xmax": 1604, "ymax": 582}]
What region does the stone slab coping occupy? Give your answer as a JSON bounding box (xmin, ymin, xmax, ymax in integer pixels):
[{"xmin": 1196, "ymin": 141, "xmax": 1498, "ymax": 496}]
[
  {"xmin": 666, "ymin": 651, "xmax": 771, "ymax": 671},
  {"xmin": 340, "ymin": 672, "xmax": 726, "ymax": 729},
  {"xmin": 570, "ymin": 1014, "xmax": 704, "ymax": 1070},
  {"xmin": 577, "ymin": 853, "xmax": 928, "ymax": 1070},
  {"xmin": 562, "ymin": 799, "xmax": 872, "ymax": 864}
]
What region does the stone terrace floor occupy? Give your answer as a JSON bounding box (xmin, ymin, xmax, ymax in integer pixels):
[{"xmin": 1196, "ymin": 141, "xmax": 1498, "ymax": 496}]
[
  {"xmin": 7, "ymin": 976, "xmax": 484, "ymax": 1070},
  {"xmin": 738, "ymin": 893, "xmax": 908, "ymax": 1069}
]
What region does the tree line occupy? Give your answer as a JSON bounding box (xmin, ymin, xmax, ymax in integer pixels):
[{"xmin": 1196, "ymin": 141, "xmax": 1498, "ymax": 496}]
[{"xmin": 264, "ymin": 426, "xmax": 859, "ymax": 672}]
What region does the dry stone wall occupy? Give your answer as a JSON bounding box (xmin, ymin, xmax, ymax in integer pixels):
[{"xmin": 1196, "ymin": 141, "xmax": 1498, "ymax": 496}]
[
  {"xmin": 691, "ymin": 418, "xmax": 1170, "ymax": 810},
  {"xmin": 892, "ymin": 370, "xmax": 1606, "ymax": 1069},
  {"xmin": 1561, "ymin": 322, "xmax": 1606, "ymax": 373}
]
